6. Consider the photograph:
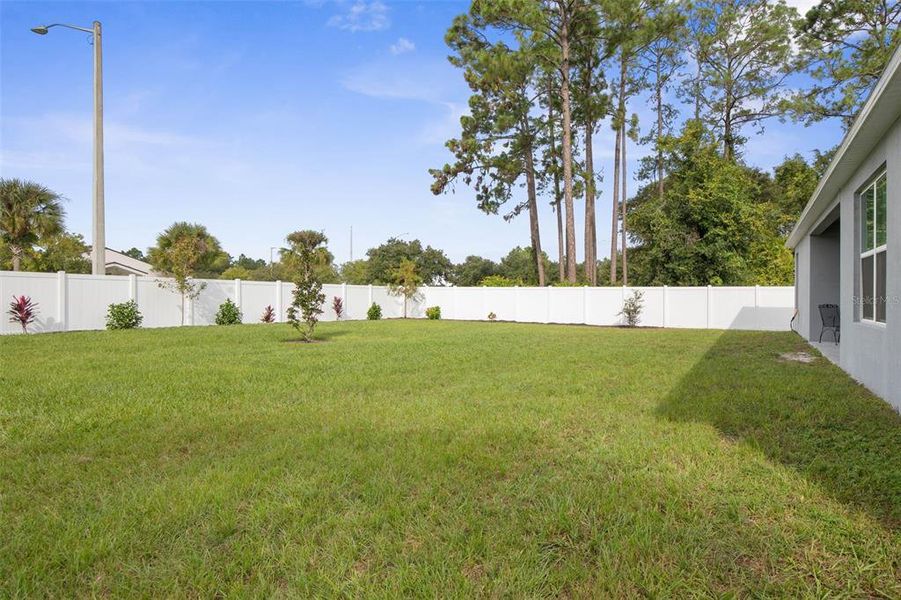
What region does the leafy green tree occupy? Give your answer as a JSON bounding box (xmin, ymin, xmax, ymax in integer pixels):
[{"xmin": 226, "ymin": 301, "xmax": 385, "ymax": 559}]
[
  {"xmin": 233, "ymin": 254, "xmax": 267, "ymax": 271},
  {"xmin": 498, "ymin": 246, "xmax": 553, "ymax": 284},
  {"xmin": 366, "ymin": 238, "xmax": 452, "ymax": 285},
  {"xmin": 432, "ymin": 11, "xmax": 547, "ymax": 285},
  {"xmin": 29, "ymin": 232, "xmax": 91, "ymax": 273},
  {"xmin": 339, "ymin": 259, "xmax": 371, "ymax": 284},
  {"xmin": 148, "ymin": 222, "xmax": 228, "ymax": 324},
  {"xmin": 636, "ymin": 1, "xmax": 686, "ymax": 201},
  {"xmin": 0, "ymin": 179, "xmax": 64, "ymax": 271},
  {"xmin": 603, "ymin": 0, "xmax": 674, "ymax": 284},
  {"xmin": 627, "ymin": 121, "xmax": 793, "ymax": 286},
  {"xmin": 220, "ymin": 265, "xmax": 254, "ymax": 280},
  {"xmin": 388, "ymin": 258, "xmax": 422, "ymax": 318},
  {"xmin": 480, "ymin": 274, "xmax": 524, "ymax": 286},
  {"xmin": 690, "ymin": 0, "xmax": 797, "ymax": 160},
  {"xmin": 453, "ymin": 255, "xmax": 499, "ymax": 286},
  {"xmin": 469, "ymin": 0, "xmax": 595, "ymax": 282},
  {"xmin": 770, "ymin": 153, "xmax": 823, "ymax": 235},
  {"xmin": 122, "ymin": 247, "xmax": 146, "ymax": 261},
  {"xmin": 570, "ymin": 5, "xmax": 610, "ymax": 285},
  {"xmin": 792, "ymin": 0, "xmax": 901, "ymax": 127},
  {"xmin": 280, "ymin": 230, "xmax": 339, "ymax": 283},
  {"xmin": 284, "ymin": 230, "xmax": 328, "ymax": 342}
]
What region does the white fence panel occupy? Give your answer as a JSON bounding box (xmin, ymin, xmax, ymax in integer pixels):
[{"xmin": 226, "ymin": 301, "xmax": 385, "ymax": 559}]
[
  {"xmin": 193, "ymin": 279, "xmax": 230, "ymax": 326},
  {"xmin": 240, "ymin": 281, "xmax": 277, "ymax": 324},
  {"xmin": 67, "ymin": 274, "xmax": 130, "ymax": 331},
  {"xmin": 710, "ymin": 287, "xmax": 758, "ymax": 330},
  {"xmin": 584, "ymin": 288, "xmax": 623, "ymax": 326},
  {"xmin": 665, "ymin": 287, "xmax": 707, "ymax": 328},
  {"xmin": 549, "ymin": 288, "xmax": 584, "ymax": 324},
  {"xmin": 482, "ymin": 287, "xmax": 516, "ymax": 321},
  {"xmin": 757, "ymin": 286, "xmax": 796, "ymax": 331},
  {"xmin": 0, "ymin": 270, "xmax": 795, "ymax": 335},
  {"xmin": 0, "ymin": 271, "xmax": 61, "ymax": 333},
  {"xmin": 371, "ymin": 286, "xmax": 404, "ymax": 319},
  {"xmin": 345, "ymin": 285, "xmax": 371, "ymax": 320}
]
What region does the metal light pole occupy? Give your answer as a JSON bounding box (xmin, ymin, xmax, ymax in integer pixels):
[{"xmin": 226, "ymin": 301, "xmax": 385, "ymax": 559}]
[{"xmin": 32, "ymin": 21, "xmax": 105, "ymax": 275}]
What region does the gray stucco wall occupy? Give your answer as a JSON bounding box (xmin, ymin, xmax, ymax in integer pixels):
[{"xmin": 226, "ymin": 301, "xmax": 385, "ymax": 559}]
[{"xmin": 797, "ymin": 115, "xmax": 901, "ymax": 411}]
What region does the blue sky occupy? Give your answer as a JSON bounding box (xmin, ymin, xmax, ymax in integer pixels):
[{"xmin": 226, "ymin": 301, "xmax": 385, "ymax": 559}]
[{"xmin": 1, "ymin": 0, "xmax": 840, "ymax": 264}]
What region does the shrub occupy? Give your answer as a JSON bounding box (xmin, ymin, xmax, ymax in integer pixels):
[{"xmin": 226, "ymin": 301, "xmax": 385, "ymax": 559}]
[
  {"xmin": 287, "ymin": 279, "xmax": 325, "ymax": 341},
  {"xmin": 215, "ymin": 299, "xmax": 242, "ymax": 325},
  {"xmin": 8, "ymin": 295, "xmax": 38, "ymax": 333},
  {"xmin": 619, "ymin": 290, "xmax": 644, "ymax": 327},
  {"xmin": 367, "ymin": 302, "xmax": 382, "ymax": 320},
  {"xmin": 106, "ymin": 300, "xmax": 143, "ymax": 330},
  {"xmin": 260, "ymin": 305, "xmax": 275, "ymax": 323},
  {"xmin": 284, "ymin": 231, "xmax": 327, "ymax": 342},
  {"xmin": 488, "ymin": 311, "xmax": 497, "ymax": 321},
  {"xmin": 332, "ymin": 296, "xmax": 344, "ymax": 320},
  {"xmin": 425, "ymin": 306, "xmax": 441, "ymax": 320}
]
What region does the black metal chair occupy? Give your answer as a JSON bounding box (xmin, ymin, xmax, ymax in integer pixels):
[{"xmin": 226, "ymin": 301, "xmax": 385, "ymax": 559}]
[{"xmin": 818, "ymin": 304, "xmax": 840, "ymax": 343}]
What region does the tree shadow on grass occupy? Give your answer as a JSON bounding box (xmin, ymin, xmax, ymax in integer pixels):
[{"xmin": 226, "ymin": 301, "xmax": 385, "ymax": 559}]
[{"xmin": 656, "ymin": 330, "xmax": 901, "ymax": 529}]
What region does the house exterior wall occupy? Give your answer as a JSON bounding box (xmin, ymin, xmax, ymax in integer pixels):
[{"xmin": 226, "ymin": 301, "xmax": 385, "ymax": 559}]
[{"xmin": 798, "ymin": 115, "xmax": 900, "ymax": 411}]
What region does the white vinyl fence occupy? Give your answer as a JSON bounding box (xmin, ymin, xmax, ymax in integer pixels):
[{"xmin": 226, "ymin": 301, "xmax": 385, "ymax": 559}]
[{"xmin": 0, "ymin": 270, "xmax": 795, "ymax": 335}]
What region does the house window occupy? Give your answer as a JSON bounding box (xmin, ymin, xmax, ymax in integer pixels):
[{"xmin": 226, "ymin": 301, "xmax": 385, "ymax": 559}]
[{"xmin": 859, "ymin": 171, "xmax": 887, "ymax": 323}]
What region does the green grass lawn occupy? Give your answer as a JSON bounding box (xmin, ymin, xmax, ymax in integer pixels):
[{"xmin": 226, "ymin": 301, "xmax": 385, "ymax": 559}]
[{"xmin": 2, "ymin": 321, "xmax": 899, "ymax": 597}]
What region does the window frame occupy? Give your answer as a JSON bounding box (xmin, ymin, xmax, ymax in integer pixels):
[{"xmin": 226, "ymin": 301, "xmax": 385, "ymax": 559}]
[{"xmin": 859, "ymin": 170, "xmax": 887, "ymax": 324}]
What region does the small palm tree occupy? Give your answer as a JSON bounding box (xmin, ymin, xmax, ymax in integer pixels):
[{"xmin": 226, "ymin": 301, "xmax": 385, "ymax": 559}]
[{"xmin": 0, "ymin": 179, "xmax": 64, "ymax": 271}]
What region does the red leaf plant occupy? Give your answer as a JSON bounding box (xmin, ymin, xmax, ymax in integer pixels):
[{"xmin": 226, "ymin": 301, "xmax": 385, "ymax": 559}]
[
  {"xmin": 260, "ymin": 304, "xmax": 276, "ymax": 324},
  {"xmin": 8, "ymin": 295, "xmax": 38, "ymax": 333}
]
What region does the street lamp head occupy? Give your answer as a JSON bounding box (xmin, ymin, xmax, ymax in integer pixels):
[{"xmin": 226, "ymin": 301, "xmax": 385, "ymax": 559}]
[{"xmin": 31, "ymin": 25, "xmax": 50, "ymax": 35}]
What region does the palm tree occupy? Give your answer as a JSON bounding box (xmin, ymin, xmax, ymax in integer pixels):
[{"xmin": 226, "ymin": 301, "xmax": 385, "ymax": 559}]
[{"xmin": 0, "ymin": 179, "xmax": 65, "ymax": 271}]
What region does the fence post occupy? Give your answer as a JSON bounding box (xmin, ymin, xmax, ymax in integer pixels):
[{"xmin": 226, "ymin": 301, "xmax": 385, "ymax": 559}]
[
  {"xmin": 275, "ymin": 280, "xmax": 283, "ymax": 322},
  {"xmin": 546, "ymin": 286, "xmax": 552, "ymax": 323},
  {"xmin": 128, "ymin": 274, "xmax": 137, "ymax": 302},
  {"xmin": 57, "ymin": 270, "xmax": 67, "ymax": 332},
  {"xmin": 754, "ymin": 284, "xmax": 760, "ymax": 331},
  {"xmin": 582, "ymin": 285, "xmax": 588, "ymax": 324},
  {"xmin": 514, "ymin": 286, "xmax": 519, "ymax": 323},
  {"xmin": 662, "ymin": 285, "xmax": 668, "ymax": 328},
  {"xmin": 368, "ymin": 284, "xmax": 373, "ymax": 308},
  {"xmin": 234, "ymin": 278, "xmax": 242, "ymax": 309},
  {"xmin": 706, "ymin": 285, "xmax": 713, "ymax": 329},
  {"xmin": 341, "ymin": 282, "xmax": 347, "ymax": 319}
]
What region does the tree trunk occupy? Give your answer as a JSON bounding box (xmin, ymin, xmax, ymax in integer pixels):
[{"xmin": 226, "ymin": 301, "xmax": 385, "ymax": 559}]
[
  {"xmin": 584, "ymin": 123, "xmax": 596, "ymax": 285},
  {"xmin": 547, "ymin": 91, "xmax": 565, "ymax": 282},
  {"xmin": 610, "ymin": 54, "xmax": 628, "ymax": 285},
  {"xmin": 723, "ymin": 103, "xmax": 734, "ymax": 160},
  {"xmin": 621, "ymin": 122, "xmax": 628, "ymax": 286},
  {"xmin": 656, "ymin": 58, "xmax": 665, "ymax": 201},
  {"xmin": 610, "ymin": 122, "xmax": 621, "ymax": 285},
  {"xmin": 10, "ymin": 244, "xmax": 22, "ymax": 271},
  {"xmin": 558, "ymin": 6, "xmax": 578, "ymax": 283},
  {"xmin": 522, "ymin": 126, "xmax": 546, "ymax": 287}
]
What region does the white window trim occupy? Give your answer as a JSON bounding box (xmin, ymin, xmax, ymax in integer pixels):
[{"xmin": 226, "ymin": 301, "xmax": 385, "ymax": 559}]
[{"xmin": 859, "ymin": 170, "xmax": 887, "ymax": 324}]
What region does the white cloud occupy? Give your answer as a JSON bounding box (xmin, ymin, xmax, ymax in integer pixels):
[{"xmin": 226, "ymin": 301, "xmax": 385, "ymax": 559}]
[
  {"xmin": 389, "ymin": 37, "xmax": 415, "ymax": 55},
  {"xmin": 327, "ymin": 1, "xmax": 390, "ymax": 32}
]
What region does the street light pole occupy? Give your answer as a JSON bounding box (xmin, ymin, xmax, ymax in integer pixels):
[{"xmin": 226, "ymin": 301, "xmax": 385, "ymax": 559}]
[
  {"xmin": 32, "ymin": 21, "xmax": 105, "ymax": 275},
  {"xmin": 91, "ymin": 21, "xmax": 105, "ymax": 276}
]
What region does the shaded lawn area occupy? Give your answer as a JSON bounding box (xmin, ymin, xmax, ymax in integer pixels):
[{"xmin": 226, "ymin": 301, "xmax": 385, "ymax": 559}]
[{"xmin": 1, "ymin": 321, "xmax": 899, "ymax": 597}]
